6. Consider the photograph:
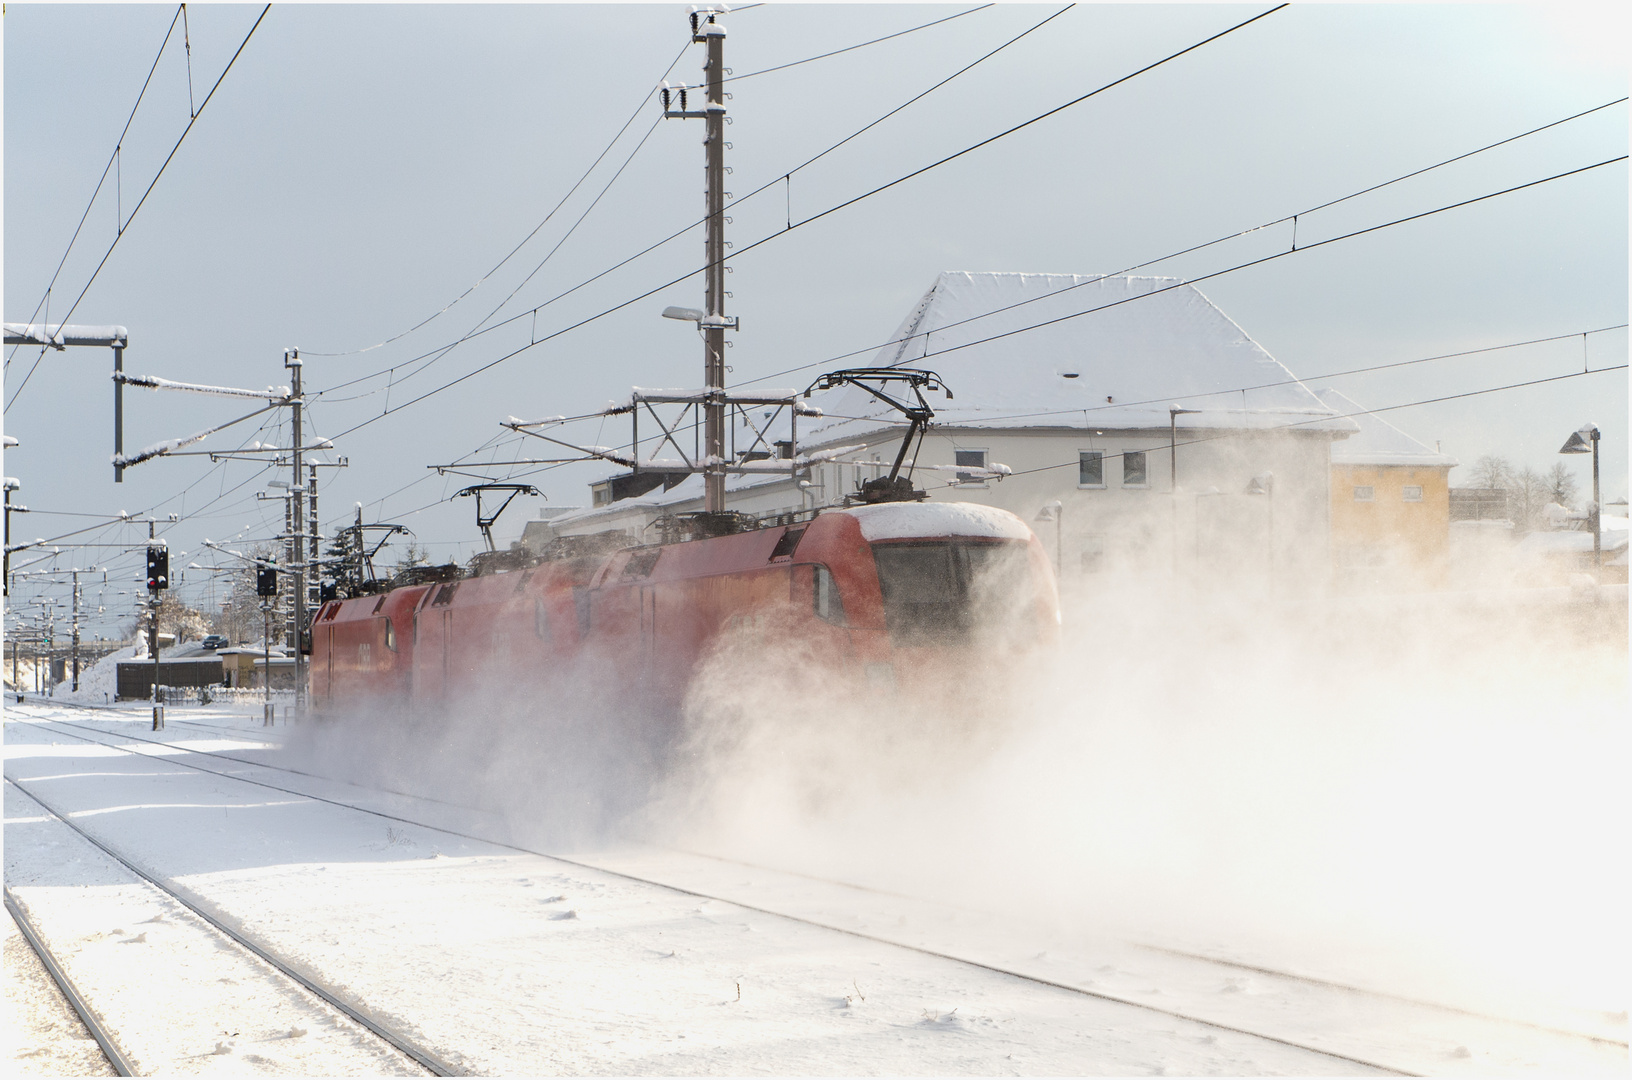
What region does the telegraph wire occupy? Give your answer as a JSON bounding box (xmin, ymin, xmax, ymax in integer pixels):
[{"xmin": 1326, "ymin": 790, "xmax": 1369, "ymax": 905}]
[
  {"xmin": 720, "ymin": 5, "xmax": 993, "ymax": 84},
  {"xmin": 316, "ymin": 5, "xmax": 1285, "ymax": 434},
  {"xmin": 311, "ymin": 3, "xmax": 1075, "ymax": 401},
  {"xmin": 5, "ymin": 4, "xmax": 272, "ymax": 413}
]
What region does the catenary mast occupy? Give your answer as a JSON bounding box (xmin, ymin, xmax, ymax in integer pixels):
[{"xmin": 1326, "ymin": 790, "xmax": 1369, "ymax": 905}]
[{"xmin": 664, "ymin": 7, "xmax": 736, "ymax": 513}]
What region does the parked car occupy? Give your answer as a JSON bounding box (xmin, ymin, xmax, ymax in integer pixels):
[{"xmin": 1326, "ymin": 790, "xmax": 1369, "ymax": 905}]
[{"xmin": 200, "ymin": 635, "xmax": 229, "ymax": 650}]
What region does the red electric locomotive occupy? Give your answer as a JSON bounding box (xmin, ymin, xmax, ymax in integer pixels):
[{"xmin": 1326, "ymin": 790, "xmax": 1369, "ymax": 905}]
[{"xmin": 310, "ymin": 500, "xmax": 1058, "ymax": 722}]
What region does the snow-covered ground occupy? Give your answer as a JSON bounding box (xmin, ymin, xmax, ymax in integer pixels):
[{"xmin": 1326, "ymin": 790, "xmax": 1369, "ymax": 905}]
[{"xmin": 5, "ymin": 700, "xmax": 1625, "ymax": 1075}]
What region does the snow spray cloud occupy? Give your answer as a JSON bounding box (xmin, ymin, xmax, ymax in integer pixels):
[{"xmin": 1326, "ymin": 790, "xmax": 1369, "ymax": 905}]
[
  {"xmin": 647, "ymin": 524, "xmax": 1629, "ymax": 1030},
  {"xmin": 286, "ymin": 635, "xmax": 675, "ymax": 849}
]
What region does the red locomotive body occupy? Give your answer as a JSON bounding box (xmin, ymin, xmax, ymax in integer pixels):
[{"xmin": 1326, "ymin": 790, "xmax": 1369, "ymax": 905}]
[{"xmin": 310, "ymin": 501, "xmax": 1057, "ymax": 721}]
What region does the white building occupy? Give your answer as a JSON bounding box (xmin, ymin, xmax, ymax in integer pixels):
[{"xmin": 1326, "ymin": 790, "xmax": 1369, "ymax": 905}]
[{"xmin": 531, "ymin": 272, "xmax": 1355, "ymax": 590}]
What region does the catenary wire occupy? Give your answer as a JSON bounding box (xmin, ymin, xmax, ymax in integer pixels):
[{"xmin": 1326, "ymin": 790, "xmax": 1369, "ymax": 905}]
[
  {"xmin": 5, "ymin": 6, "xmax": 186, "ymax": 372},
  {"xmin": 310, "ymin": 4, "xmax": 1075, "ymax": 402},
  {"xmin": 719, "ymin": 5, "xmax": 993, "ymax": 84},
  {"xmin": 734, "ymin": 97, "xmax": 1630, "ymax": 388},
  {"xmin": 5, "ymin": 5, "xmax": 272, "ymax": 414},
  {"xmin": 981, "ymin": 366, "xmax": 1630, "ymax": 489},
  {"xmin": 301, "ymin": 34, "xmax": 695, "ymax": 358},
  {"xmin": 324, "ymin": 148, "xmax": 1621, "ymax": 452},
  {"xmin": 314, "ymin": 5, "xmax": 1289, "ymax": 436}
]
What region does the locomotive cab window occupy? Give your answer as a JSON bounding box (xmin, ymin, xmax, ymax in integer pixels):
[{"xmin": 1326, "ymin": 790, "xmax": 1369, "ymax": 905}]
[
  {"xmin": 812, "ymin": 564, "xmax": 845, "ymax": 625},
  {"xmin": 383, "ymin": 618, "xmax": 397, "ymax": 652},
  {"xmin": 871, "ymin": 540, "xmax": 1032, "ymax": 645},
  {"xmin": 534, "ymin": 597, "xmax": 552, "ymax": 642}
]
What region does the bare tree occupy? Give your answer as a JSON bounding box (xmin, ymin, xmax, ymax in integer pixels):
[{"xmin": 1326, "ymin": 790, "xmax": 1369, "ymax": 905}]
[
  {"xmin": 1508, "ymin": 466, "xmax": 1553, "ymax": 533},
  {"xmin": 1465, "ymin": 454, "xmax": 1515, "ymax": 490},
  {"xmin": 1547, "ymin": 462, "xmax": 1579, "ymax": 508}
]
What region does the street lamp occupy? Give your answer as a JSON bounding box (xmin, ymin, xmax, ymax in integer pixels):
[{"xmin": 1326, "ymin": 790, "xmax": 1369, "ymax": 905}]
[
  {"xmin": 1035, "ymin": 500, "xmax": 1063, "ymax": 573},
  {"xmin": 1169, "ymin": 405, "xmax": 1200, "ymax": 576},
  {"xmin": 1246, "ymin": 472, "xmax": 1275, "ymax": 576},
  {"xmin": 1558, "ymin": 423, "xmax": 1601, "ymax": 580}
]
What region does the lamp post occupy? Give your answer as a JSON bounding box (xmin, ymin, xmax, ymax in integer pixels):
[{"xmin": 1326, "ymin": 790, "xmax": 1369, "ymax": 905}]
[
  {"xmin": 1169, "ymin": 405, "xmax": 1200, "ymax": 577},
  {"xmin": 1246, "ymin": 472, "xmax": 1275, "ymax": 577},
  {"xmin": 1035, "ymin": 501, "xmax": 1063, "ymax": 574},
  {"xmin": 1558, "ymin": 424, "xmax": 1601, "ymax": 580}
]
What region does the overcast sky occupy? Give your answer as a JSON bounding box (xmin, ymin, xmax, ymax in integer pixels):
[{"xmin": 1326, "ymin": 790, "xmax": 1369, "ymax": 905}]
[{"xmin": 4, "ymin": 3, "xmax": 1627, "ymax": 636}]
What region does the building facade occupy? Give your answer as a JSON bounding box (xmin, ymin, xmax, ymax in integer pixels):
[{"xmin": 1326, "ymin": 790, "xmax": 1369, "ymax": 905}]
[{"xmin": 1315, "ymin": 388, "xmax": 1458, "ymax": 590}]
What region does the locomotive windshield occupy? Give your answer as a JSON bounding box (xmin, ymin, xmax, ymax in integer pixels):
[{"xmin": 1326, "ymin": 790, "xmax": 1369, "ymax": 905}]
[{"xmin": 870, "ymin": 539, "xmax": 1033, "ymax": 645}]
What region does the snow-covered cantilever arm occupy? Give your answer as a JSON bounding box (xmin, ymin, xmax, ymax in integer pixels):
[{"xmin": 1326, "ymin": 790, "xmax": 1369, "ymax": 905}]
[
  {"xmin": 503, "ymin": 415, "xmax": 569, "ymax": 428},
  {"xmin": 4, "ymin": 323, "xmax": 127, "ymax": 349},
  {"xmin": 112, "ymin": 403, "xmax": 282, "ymax": 469},
  {"xmin": 113, "ymin": 371, "xmax": 292, "ymax": 401},
  {"xmin": 919, "ymin": 462, "xmax": 1013, "ymax": 480}
]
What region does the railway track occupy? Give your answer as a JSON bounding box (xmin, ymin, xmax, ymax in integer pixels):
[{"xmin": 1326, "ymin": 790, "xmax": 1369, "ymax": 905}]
[
  {"xmin": 5, "ymin": 885, "xmax": 135, "ymax": 1076},
  {"xmin": 4, "ymin": 771, "xmax": 459, "ymax": 1076},
  {"xmin": 8, "ymin": 704, "xmax": 1626, "ymax": 1074}
]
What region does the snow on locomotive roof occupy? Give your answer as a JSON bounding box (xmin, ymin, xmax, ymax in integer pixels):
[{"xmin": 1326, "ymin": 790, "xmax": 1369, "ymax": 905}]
[{"xmin": 840, "ymin": 501, "xmax": 1033, "ymax": 542}]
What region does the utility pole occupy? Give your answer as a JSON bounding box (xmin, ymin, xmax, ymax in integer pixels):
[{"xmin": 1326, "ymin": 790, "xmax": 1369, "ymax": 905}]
[
  {"xmin": 147, "ymin": 521, "xmax": 163, "ymax": 729},
  {"xmin": 3, "ymin": 476, "xmax": 23, "ymax": 599},
  {"xmin": 70, "ymin": 569, "xmax": 82, "ymax": 692},
  {"xmin": 286, "ymin": 349, "xmax": 307, "ymax": 713},
  {"xmin": 662, "ymin": 8, "xmax": 736, "ymax": 514}
]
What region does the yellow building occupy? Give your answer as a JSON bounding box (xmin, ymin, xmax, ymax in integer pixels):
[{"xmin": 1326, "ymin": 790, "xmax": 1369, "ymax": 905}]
[{"xmin": 1317, "ymin": 389, "xmax": 1458, "ymax": 590}]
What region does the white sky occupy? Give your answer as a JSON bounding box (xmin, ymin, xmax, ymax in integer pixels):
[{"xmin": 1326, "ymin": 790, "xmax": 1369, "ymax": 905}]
[{"xmin": 3, "ymin": 3, "xmax": 1627, "ymax": 635}]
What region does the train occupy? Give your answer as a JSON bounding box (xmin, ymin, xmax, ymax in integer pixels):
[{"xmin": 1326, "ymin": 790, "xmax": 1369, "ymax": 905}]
[{"xmin": 309, "ymin": 500, "xmax": 1059, "ymax": 724}]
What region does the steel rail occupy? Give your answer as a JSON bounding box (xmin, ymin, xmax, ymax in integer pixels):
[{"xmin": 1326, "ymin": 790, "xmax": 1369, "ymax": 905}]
[
  {"xmin": 7, "ymin": 711, "xmax": 1427, "ymax": 1074},
  {"xmin": 2, "ymin": 773, "xmax": 458, "ymax": 1077},
  {"xmin": 4, "ymin": 887, "xmax": 137, "ymax": 1076},
  {"xmin": 17, "ymin": 706, "xmax": 1630, "ymax": 1053},
  {"xmin": 16, "ymin": 704, "xmax": 1623, "ymax": 1046}
]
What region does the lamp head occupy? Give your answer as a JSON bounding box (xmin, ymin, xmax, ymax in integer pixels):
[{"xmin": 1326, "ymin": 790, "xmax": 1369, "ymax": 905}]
[{"xmin": 1559, "ymin": 424, "xmax": 1599, "ymax": 454}]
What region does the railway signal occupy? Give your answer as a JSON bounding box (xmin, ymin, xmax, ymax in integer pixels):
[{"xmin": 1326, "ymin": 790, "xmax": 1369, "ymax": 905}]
[
  {"xmin": 146, "ymin": 546, "xmax": 169, "ymax": 590},
  {"xmin": 257, "ymin": 563, "xmax": 278, "ymax": 597}
]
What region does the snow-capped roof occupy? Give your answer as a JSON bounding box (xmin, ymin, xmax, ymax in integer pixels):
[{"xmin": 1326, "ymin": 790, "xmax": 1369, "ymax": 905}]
[
  {"xmin": 542, "ymin": 469, "xmax": 793, "ymax": 532},
  {"xmin": 803, "ymin": 272, "xmax": 1355, "ymax": 445},
  {"xmin": 1314, "ymin": 388, "xmax": 1459, "ymax": 468}
]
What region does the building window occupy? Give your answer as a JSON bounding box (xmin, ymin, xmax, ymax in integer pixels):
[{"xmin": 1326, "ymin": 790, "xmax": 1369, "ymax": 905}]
[
  {"xmin": 1353, "ymin": 486, "xmax": 1375, "ymax": 502},
  {"xmin": 955, "ymin": 449, "xmax": 987, "ymax": 485},
  {"xmin": 1081, "ymin": 535, "xmax": 1106, "ymax": 573},
  {"xmin": 1402, "ymin": 485, "xmax": 1423, "ymax": 502},
  {"xmin": 1078, "ymin": 451, "xmax": 1104, "ymax": 488},
  {"xmin": 1122, "ymin": 450, "xmax": 1147, "ymax": 488}
]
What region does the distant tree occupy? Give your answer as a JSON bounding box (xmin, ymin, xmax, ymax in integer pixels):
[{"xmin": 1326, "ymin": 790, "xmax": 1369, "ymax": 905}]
[
  {"xmin": 392, "ymin": 540, "xmax": 431, "ymax": 575},
  {"xmin": 211, "ymin": 545, "xmax": 277, "ymax": 645},
  {"xmin": 1507, "ymin": 466, "xmax": 1552, "ymax": 534},
  {"xmin": 157, "ymin": 594, "xmax": 210, "ymax": 642},
  {"xmin": 1465, "ymin": 454, "xmax": 1515, "ymax": 490},
  {"xmin": 1547, "ymin": 462, "xmax": 1579, "ymax": 508}
]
